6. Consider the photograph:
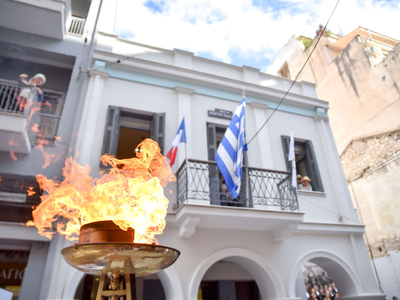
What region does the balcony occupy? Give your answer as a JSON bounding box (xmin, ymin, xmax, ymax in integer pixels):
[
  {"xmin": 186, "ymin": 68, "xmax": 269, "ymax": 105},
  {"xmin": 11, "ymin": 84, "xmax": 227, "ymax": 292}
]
[
  {"xmin": 0, "ymin": 0, "xmax": 67, "ymax": 40},
  {"xmin": 176, "ymin": 159, "xmax": 299, "ymax": 211},
  {"xmin": 67, "ymin": 16, "xmax": 86, "ymax": 36},
  {"xmin": 0, "ymin": 79, "xmax": 41, "ymax": 154},
  {"xmin": 167, "ymin": 160, "xmax": 304, "ymax": 241}
]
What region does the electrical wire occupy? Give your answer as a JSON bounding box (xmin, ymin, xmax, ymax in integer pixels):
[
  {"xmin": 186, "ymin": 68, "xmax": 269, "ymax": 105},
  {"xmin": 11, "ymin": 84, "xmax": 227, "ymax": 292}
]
[
  {"xmin": 247, "ymin": 0, "xmax": 341, "ymax": 145},
  {"xmin": 297, "ymin": 194, "xmax": 359, "ymax": 224},
  {"xmin": 95, "ymin": 0, "xmax": 313, "ymax": 69}
]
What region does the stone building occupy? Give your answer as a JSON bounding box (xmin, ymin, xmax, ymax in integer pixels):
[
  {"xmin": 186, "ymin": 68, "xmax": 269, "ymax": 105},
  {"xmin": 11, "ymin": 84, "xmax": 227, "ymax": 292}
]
[{"xmin": 268, "ymin": 27, "xmax": 400, "ymax": 298}]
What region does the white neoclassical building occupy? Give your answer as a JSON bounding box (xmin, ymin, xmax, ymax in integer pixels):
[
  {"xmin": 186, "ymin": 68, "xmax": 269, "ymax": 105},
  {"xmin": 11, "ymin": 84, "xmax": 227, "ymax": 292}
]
[{"xmin": 0, "ymin": 1, "xmax": 385, "ymax": 300}]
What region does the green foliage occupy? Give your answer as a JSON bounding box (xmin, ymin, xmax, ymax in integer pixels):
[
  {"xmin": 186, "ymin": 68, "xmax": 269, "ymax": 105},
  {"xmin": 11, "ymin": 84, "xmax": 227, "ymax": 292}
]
[{"xmin": 297, "ymin": 37, "xmax": 313, "ymax": 51}]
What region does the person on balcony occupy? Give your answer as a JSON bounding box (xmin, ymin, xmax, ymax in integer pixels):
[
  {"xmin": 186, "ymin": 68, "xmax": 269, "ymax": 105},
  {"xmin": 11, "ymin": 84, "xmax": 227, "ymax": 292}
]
[
  {"xmin": 220, "ymin": 179, "xmax": 230, "ymax": 205},
  {"xmin": 298, "ymin": 176, "xmax": 313, "ymax": 191},
  {"xmin": 18, "ymin": 73, "xmax": 46, "ymax": 102}
]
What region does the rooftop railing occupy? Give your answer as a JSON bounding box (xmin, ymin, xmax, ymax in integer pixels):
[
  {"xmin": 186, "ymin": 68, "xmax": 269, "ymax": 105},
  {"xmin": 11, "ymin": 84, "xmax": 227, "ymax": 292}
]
[
  {"xmin": 176, "ymin": 159, "xmax": 299, "ymax": 211},
  {"xmin": 68, "ymin": 16, "xmax": 86, "ymax": 36}
]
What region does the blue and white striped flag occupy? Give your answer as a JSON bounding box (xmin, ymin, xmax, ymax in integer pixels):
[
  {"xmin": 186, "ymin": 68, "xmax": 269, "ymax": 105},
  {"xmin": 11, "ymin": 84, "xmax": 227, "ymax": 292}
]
[{"xmin": 215, "ymin": 98, "xmax": 246, "ymax": 198}]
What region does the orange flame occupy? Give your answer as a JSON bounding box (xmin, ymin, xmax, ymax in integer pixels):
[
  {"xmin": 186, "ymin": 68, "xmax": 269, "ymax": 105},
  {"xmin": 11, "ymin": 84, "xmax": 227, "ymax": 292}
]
[
  {"xmin": 27, "ymin": 187, "xmax": 36, "ymax": 196},
  {"xmin": 9, "ymin": 140, "xmax": 19, "ymax": 146},
  {"xmin": 26, "ymin": 139, "xmax": 175, "ymax": 244},
  {"xmin": 10, "ymin": 151, "xmax": 17, "ymax": 161}
]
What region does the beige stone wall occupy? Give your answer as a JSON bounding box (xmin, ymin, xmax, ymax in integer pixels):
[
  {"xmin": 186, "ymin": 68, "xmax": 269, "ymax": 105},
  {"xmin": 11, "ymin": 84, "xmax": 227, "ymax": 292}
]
[
  {"xmin": 343, "ymin": 131, "xmax": 400, "ymax": 258},
  {"xmin": 277, "ymin": 35, "xmax": 400, "ymax": 154},
  {"xmin": 269, "ymin": 31, "xmax": 400, "ymax": 259}
]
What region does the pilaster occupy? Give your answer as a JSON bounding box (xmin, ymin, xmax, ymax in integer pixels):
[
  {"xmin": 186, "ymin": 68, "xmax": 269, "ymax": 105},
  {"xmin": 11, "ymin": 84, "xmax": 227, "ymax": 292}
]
[
  {"xmin": 175, "ymin": 86, "xmax": 194, "ymax": 167},
  {"xmin": 313, "ymin": 107, "xmax": 358, "ymax": 224},
  {"xmin": 75, "ymin": 67, "xmax": 109, "ymax": 165},
  {"xmin": 250, "ymin": 102, "xmax": 274, "ymax": 169}
]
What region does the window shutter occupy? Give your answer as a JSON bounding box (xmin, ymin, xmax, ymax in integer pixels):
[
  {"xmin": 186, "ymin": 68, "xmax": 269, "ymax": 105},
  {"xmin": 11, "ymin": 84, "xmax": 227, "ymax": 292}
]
[
  {"xmin": 151, "ymin": 113, "xmax": 165, "ymax": 154},
  {"xmin": 206, "ymin": 123, "xmax": 220, "ymax": 204},
  {"xmin": 207, "ymin": 123, "xmax": 217, "ymax": 161},
  {"xmin": 101, "ymin": 106, "xmax": 120, "ymax": 157},
  {"xmin": 305, "ymin": 140, "xmax": 324, "ymax": 192},
  {"xmin": 281, "ymin": 135, "xmax": 291, "ymax": 172}
]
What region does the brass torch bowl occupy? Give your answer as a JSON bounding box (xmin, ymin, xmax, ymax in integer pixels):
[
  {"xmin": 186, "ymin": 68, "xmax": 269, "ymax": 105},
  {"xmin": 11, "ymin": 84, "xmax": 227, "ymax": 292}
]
[{"xmin": 61, "ymin": 221, "xmax": 180, "ymax": 277}]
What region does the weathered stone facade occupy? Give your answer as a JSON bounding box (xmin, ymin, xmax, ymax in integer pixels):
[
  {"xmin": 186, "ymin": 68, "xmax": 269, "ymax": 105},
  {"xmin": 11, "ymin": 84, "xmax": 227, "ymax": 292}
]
[{"xmin": 268, "ymin": 28, "xmax": 400, "ymax": 263}]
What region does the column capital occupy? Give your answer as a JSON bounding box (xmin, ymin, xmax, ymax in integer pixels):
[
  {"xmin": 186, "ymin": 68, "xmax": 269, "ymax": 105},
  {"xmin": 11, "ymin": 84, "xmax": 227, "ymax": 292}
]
[
  {"xmin": 88, "ymin": 69, "xmax": 109, "ymax": 79},
  {"xmin": 314, "ymin": 107, "xmax": 329, "ymax": 122},
  {"xmin": 250, "ymin": 102, "xmax": 268, "ymax": 110},
  {"xmin": 175, "ymin": 86, "xmax": 195, "ymax": 95}
]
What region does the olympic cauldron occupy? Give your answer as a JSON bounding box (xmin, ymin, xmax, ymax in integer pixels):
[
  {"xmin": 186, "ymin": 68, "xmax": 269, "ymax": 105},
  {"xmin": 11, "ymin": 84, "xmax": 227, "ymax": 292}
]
[{"xmin": 61, "ymin": 220, "xmax": 180, "ymax": 300}]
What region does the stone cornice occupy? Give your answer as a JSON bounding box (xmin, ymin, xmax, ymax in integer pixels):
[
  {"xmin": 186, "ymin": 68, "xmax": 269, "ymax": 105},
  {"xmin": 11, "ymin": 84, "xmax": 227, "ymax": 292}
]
[
  {"xmin": 88, "ymin": 69, "xmax": 109, "ymax": 79},
  {"xmin": 175, "ymin": 86, "xmax": 195, "ymax": 95}
]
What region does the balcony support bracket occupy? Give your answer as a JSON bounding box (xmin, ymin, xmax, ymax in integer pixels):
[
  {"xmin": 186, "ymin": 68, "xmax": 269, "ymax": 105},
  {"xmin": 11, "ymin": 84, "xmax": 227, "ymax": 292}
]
[
  {"xmin": 179, "ymin": 216, "xmax": 200, "ymax": 239},
  {"xmin": 273, "ymin": 221, "xmax": 300, "ymax": 242}
]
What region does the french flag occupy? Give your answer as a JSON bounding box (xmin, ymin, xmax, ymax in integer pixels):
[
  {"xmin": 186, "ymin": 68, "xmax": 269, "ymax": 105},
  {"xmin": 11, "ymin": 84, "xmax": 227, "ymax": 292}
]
[{"xmin": 166, "ymin": 118, "xmax": 186, "ymax": 166}]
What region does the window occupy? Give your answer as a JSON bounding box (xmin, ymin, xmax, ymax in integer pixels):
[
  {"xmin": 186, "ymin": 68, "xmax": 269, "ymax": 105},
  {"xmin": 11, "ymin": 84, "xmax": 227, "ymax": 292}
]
[
  {"xmin": 101, "ymin": 106, "xmax": 165, "ymax": 162},
  {"xmin": 281, "ymin": 136, "xmax": 324, "ymax": 192},
  {"xmin": 207, "ymin": 123, "xmax": 249, "ymax": 206},
  {"xmin": 278, "ymin": 61, "xmax": 291, "ymax": 79},
  {"xmin": 38, "ymin": 89, "xmax": 64, "ymax": 142}
]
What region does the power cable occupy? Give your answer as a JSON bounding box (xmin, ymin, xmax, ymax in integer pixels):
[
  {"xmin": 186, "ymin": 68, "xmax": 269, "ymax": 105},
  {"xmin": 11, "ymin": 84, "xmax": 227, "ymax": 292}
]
[
  {"xmin": 297, "ymin": 194, "xmax": 359, "ymax": 224},
  {"xmin": 91, "ymin": 1, "xmax": 313, "ymax": 71},
  {"xmin": 247, "ymin": 0, "xmax": 341, "ymax": 145},
  {"xmin": 261, "ymin": 0, "xmax": 311, "ymax": 14}
]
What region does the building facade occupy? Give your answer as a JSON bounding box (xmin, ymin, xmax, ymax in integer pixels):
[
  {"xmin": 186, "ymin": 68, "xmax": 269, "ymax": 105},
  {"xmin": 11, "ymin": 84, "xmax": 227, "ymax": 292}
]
[
  {"xmin": 0, "ymin": 2, "xmax": 385, "ymax": 300},
  {"xmin": 268, "ymin": 27, "xmax": 400, "ymax": 298}
]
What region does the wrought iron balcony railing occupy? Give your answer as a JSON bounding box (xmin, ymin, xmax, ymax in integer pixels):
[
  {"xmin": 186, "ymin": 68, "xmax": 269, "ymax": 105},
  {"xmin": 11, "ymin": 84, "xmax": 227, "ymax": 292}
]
[
  {"xmin": 0, "ymin": 79, "xmax": 38, "ymax": 115},
  {"xmin": 176, "ymin": 159, "xmax": 299, "ymax": 211}
]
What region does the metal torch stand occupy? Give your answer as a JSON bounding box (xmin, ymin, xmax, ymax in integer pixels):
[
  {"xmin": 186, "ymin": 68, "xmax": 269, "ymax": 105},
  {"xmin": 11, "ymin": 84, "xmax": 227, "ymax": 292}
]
[{"xmin": 97, "ymin": 273, "xmax": 136, "ymax": 300}]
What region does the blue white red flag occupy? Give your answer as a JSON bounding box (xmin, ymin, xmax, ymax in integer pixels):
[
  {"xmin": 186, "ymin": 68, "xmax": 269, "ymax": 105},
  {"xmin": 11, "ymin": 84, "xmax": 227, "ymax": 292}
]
[
  {"xmin": 166, "ymin": 118, "xmax": 186, "ymax": 166},
  {"xmin": 215, "ymin": 98, "xmax": 246, "ymax": 198}
]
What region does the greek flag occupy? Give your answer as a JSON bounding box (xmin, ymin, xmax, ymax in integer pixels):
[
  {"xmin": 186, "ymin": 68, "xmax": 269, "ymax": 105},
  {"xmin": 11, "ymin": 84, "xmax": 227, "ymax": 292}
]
[{"xmin": 215, "ymin": 98, "xmax": 246, "ymax": 198}]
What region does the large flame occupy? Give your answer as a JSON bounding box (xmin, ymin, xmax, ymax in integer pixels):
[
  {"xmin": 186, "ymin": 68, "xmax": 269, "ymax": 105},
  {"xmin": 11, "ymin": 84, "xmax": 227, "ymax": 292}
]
[{"xmin": 26, "ymin": 139, "xmax": 176, "ymax": 244}]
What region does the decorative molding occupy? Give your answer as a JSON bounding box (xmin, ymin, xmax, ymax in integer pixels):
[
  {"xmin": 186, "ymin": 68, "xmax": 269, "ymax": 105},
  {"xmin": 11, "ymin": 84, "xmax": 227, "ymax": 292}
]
[
  {"xmin": 242, "ymin": 65, "xmax": 260, "ymax": 72},
  {"xmin": 314, "ymin": 107, "xmax": 329, "ymax": 121},
  {"xmin": 298, "ymin": 190, "xmax": 326, "ymax": 197},
  {"xmin": 175, "ymin": 86, "xmax": 195, "ymax": 95},
  {"xmin": 273, "ymin": 221, "xmax": 301, "ymax": 241},
  {"xmin": 173, "ymin": 49, "xmax": 194, "ymax": 56},
  {"xmin": 88, "ymin": 69, "xmax": 109, "ymax": 79},
  {"xmin": 179, "ymin": 216, "xmax": 200, "ymax": 238},
  {"xmin": 250, "ymin": 102, "xmax": 269, "ymax": 110}
]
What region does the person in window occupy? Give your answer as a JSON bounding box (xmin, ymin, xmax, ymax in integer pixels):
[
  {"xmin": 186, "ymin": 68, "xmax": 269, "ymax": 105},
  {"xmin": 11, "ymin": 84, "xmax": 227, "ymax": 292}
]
[
  {"xmin": 297, "ymin": 174, "xmax": 303, "ymax": 187},
  {"xmin": 298, "ymin": 176, "xmax": 313, "ymax": 191}
]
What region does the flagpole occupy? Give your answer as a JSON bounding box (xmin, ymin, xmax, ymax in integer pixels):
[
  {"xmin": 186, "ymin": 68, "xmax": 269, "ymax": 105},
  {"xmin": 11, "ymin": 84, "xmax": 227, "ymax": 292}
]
[{"xmin": 185, "ymin": 135, "xmax": 189, "ymax": 201}]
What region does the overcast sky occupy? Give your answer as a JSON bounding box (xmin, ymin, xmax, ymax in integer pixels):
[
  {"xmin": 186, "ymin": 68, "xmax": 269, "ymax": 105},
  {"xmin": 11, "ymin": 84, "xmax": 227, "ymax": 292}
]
[{"xmin": 114, "ymin": 0, "xmax": 400, "ymax": 72}]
